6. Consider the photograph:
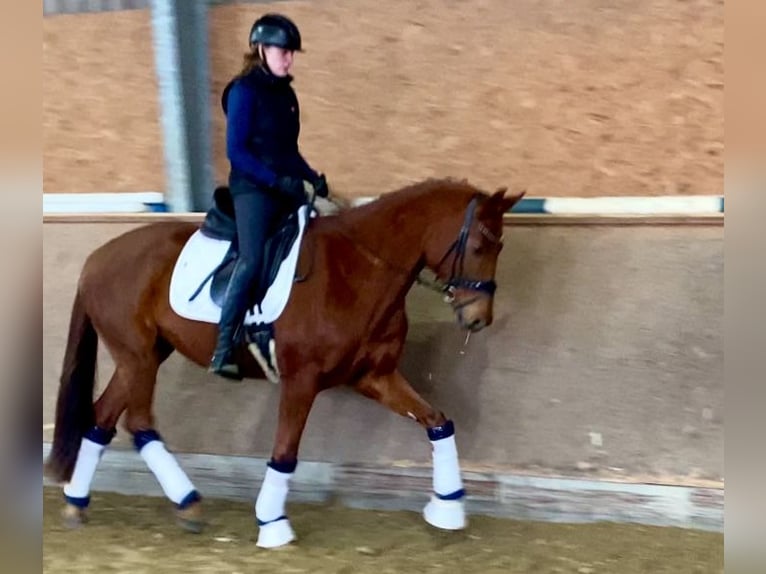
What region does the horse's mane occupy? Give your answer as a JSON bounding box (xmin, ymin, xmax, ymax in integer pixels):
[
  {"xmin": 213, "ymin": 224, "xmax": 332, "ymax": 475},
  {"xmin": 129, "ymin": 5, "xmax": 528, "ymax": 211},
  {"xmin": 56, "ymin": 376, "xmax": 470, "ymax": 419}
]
[
  {"xmin": 343, "ymin": 177, "xmax": 484, "ymax": 216},
  {"xmin": 377, "ymin": 177, "xmax": 481, "ymax": 201},
  {"xmin": 315, "ymin": 177, "xmax": 487, "ymax": 236}
]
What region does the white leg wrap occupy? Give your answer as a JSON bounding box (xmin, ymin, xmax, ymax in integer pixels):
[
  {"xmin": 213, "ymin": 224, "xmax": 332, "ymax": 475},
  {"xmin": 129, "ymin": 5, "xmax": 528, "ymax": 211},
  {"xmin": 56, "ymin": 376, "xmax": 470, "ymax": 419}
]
[
  {"xmin": 255, "ymin": 466, "xmax": 296, "ymax": 548},
  {"xmin": 63, "ymin": 438, "xmax": 105, "ymax": 501},
  {"xmin": 139, "ymin": 440, "xmax": 196, "ymax": 505},
  {"xmin": 423, "ymin": 424, "xmax": 467, "ymax": 530},
  {"xmin": 255, "ymin": 466, "xmax": 292, "ymax": 523},
  {"xmin": 423, "ymin": 494, "xmax": 467, "ymax": 530},
  {"xmin": 431, "ymin": 434, "xmax": 464, "ymax": 497}
]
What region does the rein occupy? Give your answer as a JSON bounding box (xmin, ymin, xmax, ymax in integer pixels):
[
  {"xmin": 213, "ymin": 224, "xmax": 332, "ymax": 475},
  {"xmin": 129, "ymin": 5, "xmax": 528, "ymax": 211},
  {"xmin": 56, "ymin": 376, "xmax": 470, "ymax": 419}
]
[{"xmin": 293, "ymin": 189, "xmax": 321, "ymax": 283}]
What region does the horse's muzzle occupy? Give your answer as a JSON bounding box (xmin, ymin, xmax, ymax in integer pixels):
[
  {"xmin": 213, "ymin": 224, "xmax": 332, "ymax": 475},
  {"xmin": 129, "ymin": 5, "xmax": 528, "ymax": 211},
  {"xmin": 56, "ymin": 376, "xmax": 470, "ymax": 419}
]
[
  {"xmin": 455, "ymin": 300, "xmax": 493, "ymax": 332},
  {"xmin": 464, "ymin": 316, "xmax": 488, "ymax": 332}
]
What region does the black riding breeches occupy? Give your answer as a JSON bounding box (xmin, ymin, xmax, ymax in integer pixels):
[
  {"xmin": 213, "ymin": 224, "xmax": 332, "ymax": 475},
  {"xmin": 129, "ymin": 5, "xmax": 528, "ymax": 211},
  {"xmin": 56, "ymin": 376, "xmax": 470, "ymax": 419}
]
[{"xmin": 230, "ymin": 178, "xmax": 284, "ymax": 286}]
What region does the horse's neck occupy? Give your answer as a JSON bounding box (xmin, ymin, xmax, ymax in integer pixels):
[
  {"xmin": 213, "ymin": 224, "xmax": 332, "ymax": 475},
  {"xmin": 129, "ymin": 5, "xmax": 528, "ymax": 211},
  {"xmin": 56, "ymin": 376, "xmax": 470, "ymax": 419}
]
[{"xmin": 338, "ymin": 192, "xmax": 446, "ymax": 278}]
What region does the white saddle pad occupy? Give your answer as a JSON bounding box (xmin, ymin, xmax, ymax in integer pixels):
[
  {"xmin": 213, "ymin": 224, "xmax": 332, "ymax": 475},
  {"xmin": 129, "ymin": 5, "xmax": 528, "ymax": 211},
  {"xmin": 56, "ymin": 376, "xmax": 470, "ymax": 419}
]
[{"xmin": 169, "ymin": 205, "xmax": 310, "ymax": 325}]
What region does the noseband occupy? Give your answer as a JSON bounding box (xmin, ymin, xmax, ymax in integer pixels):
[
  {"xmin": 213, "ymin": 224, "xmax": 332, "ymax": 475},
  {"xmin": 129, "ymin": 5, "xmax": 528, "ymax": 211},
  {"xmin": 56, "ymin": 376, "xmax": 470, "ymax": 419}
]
[{"xmin": 428, "ymin": 195, "xmax": 499, "ymax": 298}]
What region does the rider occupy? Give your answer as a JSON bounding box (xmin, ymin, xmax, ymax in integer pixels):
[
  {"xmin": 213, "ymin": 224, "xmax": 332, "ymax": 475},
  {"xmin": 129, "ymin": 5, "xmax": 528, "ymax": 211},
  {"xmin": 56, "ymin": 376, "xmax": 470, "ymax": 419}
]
[{"xmin": 209, "ymin": 13, "xmax": 329, "ymax": 380}]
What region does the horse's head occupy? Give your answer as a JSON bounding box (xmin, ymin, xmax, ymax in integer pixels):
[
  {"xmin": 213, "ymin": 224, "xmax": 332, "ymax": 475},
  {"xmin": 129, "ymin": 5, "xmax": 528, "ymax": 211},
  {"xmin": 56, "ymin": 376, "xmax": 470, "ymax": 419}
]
[{"xmin": 426, "ymin": 186, "xmax": 525, "ymax": 332}]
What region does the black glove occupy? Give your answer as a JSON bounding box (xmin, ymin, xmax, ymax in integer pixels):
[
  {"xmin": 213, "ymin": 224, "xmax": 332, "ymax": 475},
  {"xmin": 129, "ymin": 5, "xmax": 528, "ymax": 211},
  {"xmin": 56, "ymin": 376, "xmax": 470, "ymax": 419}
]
[
  {"xmin": 312, "ymin": 173, "xmax": 329, "ymax": 198},
  {"xmin": 275, "ymin": 176, "xmax": 306, "ymax": 204}
]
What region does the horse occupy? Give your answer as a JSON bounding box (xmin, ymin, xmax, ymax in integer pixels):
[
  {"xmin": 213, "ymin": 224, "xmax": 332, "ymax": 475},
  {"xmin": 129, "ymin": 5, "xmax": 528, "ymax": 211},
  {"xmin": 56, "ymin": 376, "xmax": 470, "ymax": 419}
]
[{"xmin": 44, "ymin": 177, "xmax": 525, "ymax": 548}]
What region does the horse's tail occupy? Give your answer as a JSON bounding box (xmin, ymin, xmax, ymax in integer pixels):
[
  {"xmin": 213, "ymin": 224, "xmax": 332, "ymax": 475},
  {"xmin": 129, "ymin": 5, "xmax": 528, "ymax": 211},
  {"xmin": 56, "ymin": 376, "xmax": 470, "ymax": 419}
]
[{"xmin": 44, "ymin": 289, "xmax": 98, "ymax": 483}]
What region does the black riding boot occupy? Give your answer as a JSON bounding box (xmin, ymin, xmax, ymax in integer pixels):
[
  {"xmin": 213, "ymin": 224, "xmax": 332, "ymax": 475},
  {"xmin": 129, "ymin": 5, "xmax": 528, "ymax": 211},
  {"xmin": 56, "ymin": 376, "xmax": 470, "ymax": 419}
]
[{"xmin": 209, "ymin": 258, "xmax": 256, "ymax": 380}]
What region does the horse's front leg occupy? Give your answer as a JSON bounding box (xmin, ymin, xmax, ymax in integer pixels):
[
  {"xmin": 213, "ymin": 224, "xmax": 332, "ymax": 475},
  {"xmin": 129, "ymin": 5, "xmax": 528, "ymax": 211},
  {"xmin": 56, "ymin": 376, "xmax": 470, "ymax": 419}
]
[
  {"xmin": 354, "ymin": 370, "xmax": 467, "ymax": 530},
  {"xmin": 255, "ymin": 374, "xmax": 319, "ymax": 548}
]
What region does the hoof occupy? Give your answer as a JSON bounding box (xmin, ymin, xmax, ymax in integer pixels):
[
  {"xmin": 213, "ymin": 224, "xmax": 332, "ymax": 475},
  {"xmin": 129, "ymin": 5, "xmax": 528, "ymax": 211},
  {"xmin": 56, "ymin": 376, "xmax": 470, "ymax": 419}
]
[
  {"xmin": 61, "ymin": 504, "xmax": 87, "ymax": 529},
  {"xmin": 256, "ymin": 518, "xmax": 296, "ymax": 548},
  {"xmin": 423, "ymin": 495, "xmax": 467, "ymax": 530},
  {"xmin": 176, "ymin": 501, "xmax": 206, "ymax": 534}
]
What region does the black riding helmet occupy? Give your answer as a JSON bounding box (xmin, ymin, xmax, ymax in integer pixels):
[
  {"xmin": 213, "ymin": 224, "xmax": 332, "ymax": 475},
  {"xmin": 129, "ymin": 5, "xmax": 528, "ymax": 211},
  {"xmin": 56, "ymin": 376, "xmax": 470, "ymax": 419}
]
[{"xmin": 249, "ymin": 13, "xmax": 302, "ymax": 52}]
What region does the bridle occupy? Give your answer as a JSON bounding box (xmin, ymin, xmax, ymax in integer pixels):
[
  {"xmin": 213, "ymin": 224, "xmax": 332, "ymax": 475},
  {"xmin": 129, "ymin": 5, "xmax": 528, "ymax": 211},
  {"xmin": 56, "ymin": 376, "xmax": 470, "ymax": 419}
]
[{"xmin": 417, "ymin": 195, "xmax": 502, "ymax": 304}]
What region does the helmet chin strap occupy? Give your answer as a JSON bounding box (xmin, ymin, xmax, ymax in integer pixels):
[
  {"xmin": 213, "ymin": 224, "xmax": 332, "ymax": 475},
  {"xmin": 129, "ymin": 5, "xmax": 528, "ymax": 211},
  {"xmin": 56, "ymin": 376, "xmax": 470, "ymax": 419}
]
[{"xmin": 257, "ymin": 44, "xmax": 273, "ymax": 75}]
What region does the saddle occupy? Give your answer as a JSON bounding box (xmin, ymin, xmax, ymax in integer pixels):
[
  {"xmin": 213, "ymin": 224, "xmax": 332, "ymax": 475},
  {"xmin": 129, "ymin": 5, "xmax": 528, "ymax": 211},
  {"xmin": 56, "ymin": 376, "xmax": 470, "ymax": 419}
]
[{"xmin": 194, "ymin": 186, "xmax": 301, "ymax": 313}]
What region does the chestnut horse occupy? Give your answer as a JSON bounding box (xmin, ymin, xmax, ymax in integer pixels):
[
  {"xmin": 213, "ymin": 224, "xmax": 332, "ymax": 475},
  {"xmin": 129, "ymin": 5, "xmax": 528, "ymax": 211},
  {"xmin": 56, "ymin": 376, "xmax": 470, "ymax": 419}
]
[{"xmin": 44, "ymin": 177, "xmax": 524, "ymax": 548}]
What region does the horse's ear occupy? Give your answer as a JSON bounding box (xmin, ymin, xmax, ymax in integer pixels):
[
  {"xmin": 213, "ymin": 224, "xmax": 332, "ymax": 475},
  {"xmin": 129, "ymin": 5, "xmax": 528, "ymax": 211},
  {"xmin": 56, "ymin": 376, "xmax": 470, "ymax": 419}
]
[
  {"xmin": 480, "ymin": 187, "xmax": 507, "ymax": 212},
  {"xmin": 484, "ymin": 187, "xmax": 525, "ymax": 215},
  {"xmin": 491, "ymin": 187, "xmax": 508, "ymax": 200},
  {"xmin": 500, "ymin": 189, "xmax": 526, "ymax": 213}
]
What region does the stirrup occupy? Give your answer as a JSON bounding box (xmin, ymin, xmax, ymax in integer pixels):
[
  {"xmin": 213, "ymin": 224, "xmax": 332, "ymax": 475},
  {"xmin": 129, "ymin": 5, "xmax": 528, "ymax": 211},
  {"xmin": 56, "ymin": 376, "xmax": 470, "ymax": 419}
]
[{"xmin": 208, "ymin": 351, "xmax": 243, "ymax": 381}]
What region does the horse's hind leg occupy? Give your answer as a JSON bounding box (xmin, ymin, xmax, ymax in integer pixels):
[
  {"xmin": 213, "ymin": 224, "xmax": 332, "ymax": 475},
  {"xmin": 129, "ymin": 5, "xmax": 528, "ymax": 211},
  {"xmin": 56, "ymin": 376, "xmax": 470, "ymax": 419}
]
[
  {"xmin": 59, "ymin": 371, "xmax": 126, "ymax": 528},
  {"xmin": 120, "ymin": 354, "xmax": 205, "ymax": 533},
  {"xmin": 354, "ymin": 369, "xmax": 467, "ymax": 530},
  {"xmin": 58, "ymin": 340, "xmax": 176, "ymax": 528}
]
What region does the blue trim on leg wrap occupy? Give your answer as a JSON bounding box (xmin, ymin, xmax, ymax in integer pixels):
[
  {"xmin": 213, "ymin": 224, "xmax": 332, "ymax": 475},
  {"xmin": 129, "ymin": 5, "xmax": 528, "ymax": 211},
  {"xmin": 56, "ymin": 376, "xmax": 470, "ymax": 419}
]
[
  {"xmin": 177, "ymin": 490, "xmax": 201, "ymax": 510},
  {"xmin": 84, "ymin": 425, "xmax": 116, "ymax": 446},
  {"xmin": 257, "ymin": 515, "xmax": 288, "ymax": 527},
  {"xmin": 435, "ymin": 488, "xmax": 466, "ymax": 501},
  {"xmin": 65, "ymin": 494, "xmax": 90, "ymax": 508},
  {"xmin": 268, "ymin": 458, "xmax": 297, "ymax": 474},
  {"xmin": 133, "ymin": 429, "xmax": 163, "ymax": 451},
  {"xmin": 427, "ymin": 420, "xmax": 455, "ymax": 441}
]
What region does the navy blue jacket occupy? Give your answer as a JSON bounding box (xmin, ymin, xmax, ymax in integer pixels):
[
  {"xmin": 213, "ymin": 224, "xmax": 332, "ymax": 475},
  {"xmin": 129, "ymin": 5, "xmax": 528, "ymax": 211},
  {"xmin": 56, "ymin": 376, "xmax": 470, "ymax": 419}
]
[{"xmin": 222, "ymin": 66, "xmax": 318, "ymax": 194}]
